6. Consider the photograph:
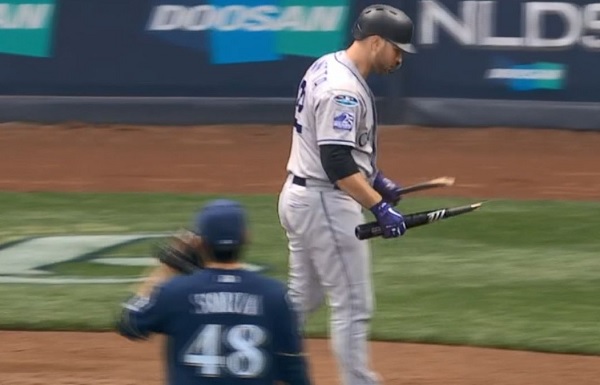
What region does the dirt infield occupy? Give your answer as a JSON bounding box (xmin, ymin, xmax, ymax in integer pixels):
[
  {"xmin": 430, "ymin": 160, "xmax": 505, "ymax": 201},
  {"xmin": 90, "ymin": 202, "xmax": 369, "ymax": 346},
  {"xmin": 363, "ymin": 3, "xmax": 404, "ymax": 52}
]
[
  {"xmin": 1, "ymin": 123, "xmax": 600, "ymax": 199},
  {"xmin": 0, "ymin": 123, "xmax": 599, "ymax": 385}
]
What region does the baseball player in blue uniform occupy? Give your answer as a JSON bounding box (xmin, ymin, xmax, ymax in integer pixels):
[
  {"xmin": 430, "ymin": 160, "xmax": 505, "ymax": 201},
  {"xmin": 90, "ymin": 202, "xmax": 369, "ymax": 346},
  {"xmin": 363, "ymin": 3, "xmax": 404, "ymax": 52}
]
[
  {"xmin": 117, "ymin": 199, "xmax": 311, "ymax": 385},
  {"xmin": 277, "ymin": 5, "xmax": 415, "ymax": 385}
]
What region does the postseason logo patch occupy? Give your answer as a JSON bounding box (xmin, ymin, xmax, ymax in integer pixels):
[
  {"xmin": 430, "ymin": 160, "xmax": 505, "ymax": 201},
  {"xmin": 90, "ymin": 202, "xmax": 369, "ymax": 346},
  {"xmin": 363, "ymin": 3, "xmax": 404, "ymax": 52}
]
[
  {"xmin": 333, "ymin": 111, "xmax": 355, "ymax": 131},
  {"xmin": 333, "ymin": 94, "xmax": 359, "ymax": 107}
]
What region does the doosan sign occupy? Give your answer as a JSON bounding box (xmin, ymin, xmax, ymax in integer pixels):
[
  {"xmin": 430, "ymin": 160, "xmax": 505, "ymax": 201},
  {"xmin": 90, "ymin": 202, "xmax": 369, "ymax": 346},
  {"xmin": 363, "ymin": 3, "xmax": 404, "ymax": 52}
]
[
  {"xmin": 146, "ymin": 1, "xmax": 350, "ymax": 64},
  {"xmin": 418, "ymin": 0, "xmax": 600, "ymax": 50},
  {"xmin": 148, "ymin": 4, "xmax": 346, "ymax": 32}
]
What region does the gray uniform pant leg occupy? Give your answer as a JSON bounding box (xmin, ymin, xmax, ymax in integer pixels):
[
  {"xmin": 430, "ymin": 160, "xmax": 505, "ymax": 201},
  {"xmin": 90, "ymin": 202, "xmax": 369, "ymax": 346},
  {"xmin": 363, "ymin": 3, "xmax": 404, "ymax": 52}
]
[{"xmin": 278, "ymin": 178, "xmax": 381, "ymax": 385}]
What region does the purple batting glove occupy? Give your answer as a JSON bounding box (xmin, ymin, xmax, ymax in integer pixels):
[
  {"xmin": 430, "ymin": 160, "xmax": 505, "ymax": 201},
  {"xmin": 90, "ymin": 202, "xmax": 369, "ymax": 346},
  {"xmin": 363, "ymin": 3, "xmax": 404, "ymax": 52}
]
[
  {"xmin": 370, "ymin": 200, "xmax": 407, "ymax": 239},
  {"xmin": 373, "ymin": 171, "xmax": 402, "ymax": 205}
]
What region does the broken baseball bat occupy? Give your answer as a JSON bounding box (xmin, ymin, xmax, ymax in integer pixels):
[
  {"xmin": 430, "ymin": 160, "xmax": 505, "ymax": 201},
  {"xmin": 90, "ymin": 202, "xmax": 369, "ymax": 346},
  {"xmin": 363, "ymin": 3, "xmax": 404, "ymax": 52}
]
[
  {"xmin": 396, "ymin": 176, "xmax": 455, "ymax": 196},
  {"xmin": 355, "ymin": 202, "xmax": 483, "ymax": 240}
]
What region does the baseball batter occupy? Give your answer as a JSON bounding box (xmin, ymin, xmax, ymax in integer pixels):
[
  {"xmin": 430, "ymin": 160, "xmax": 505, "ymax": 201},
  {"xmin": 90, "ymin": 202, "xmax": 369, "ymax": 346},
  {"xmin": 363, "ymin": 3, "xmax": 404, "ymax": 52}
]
[{"xmin": 277, "ymin": 5, "xmax": 415, "ymax": 385}]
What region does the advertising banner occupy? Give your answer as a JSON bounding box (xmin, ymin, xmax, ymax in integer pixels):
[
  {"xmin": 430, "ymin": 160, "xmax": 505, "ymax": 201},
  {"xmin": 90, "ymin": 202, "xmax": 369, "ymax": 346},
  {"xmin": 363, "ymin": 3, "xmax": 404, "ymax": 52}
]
[
  {"xmin": 146, "ymin": 0, "xmax": 350, "ymax": 65},
  {"xmin": 0, "ymin": 0, "xmax": 598, "ymax": 128},
  {"xmin": 0, "ymin": 0, "xmax": 393, "ymax": 97},
  {"xmin": 0, "ymin": 0, "xmax": 56, "ymax": 57},
  {"xmin": 401, "ymin": 0, "xmax": 600, "ymax": 102}
]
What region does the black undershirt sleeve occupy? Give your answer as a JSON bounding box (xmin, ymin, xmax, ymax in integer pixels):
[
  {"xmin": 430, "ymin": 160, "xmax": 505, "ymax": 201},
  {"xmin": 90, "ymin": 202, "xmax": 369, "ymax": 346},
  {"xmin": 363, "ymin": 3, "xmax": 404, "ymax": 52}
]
[{"xmin": 319, "ymin": 144, "xmax": 360, "ymax": 183}]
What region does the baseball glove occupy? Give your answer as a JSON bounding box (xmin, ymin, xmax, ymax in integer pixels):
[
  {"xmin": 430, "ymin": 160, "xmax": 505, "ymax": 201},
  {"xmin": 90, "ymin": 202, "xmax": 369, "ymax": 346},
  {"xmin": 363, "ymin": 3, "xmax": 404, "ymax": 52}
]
[{"xmin": 154, "ymin": 230, "xmax": 205, "ymax": 274}]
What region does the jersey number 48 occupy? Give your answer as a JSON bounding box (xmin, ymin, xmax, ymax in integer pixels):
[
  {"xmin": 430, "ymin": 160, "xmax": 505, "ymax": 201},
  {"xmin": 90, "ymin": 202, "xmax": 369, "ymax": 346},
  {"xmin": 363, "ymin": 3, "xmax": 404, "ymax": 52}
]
[{"xmin": 182, "ymin": 324, "xmax": 268, "ymax": 378}]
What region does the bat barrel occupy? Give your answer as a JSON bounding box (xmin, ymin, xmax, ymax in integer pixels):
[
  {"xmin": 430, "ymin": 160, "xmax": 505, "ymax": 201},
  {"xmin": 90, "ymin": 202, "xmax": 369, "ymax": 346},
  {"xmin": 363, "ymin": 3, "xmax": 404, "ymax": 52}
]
[{"xmin": 355, "ymin": 203, "xmax": 482, "ymax": 240}]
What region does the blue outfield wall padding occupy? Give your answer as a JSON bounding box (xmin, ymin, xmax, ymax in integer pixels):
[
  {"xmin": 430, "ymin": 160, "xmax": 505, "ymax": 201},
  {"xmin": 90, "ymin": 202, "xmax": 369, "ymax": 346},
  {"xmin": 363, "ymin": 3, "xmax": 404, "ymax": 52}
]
[
  {"xmin": 1, "ymin": 96, "xmax": 599, "ymax": 130},
  {"xmin": 0, "ymin": 96, "xmax": 296, "ymax": 125},
  {"xmin": 0, "ymin": 96, "xmax": 389, "ymax": 125},
  {"xmin": 402, "ymin": 99, "xmax": 600, "ymax": 131},
  {"xmin": 1, "ymin": 0, "xmax": 599, "ymax": 129}
]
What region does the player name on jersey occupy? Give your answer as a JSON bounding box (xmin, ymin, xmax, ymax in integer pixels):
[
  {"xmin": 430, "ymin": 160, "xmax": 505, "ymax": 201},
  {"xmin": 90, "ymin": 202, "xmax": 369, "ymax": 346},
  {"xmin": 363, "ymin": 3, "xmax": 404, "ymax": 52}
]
[{"xmin": 190, "ymin": 292, "xmax": 263, "ymax": 316}]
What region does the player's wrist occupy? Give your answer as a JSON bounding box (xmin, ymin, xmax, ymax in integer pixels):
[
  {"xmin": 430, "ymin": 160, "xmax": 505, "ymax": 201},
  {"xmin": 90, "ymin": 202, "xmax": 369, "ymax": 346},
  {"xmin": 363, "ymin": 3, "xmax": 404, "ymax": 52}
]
[
  {"xmin": 369, "ymin": 199, "xmax": 389, "ymax": 216},
  {"xmin": 364, "ymin": 184, "xmax": 384, "ymax": 209},
  {"xmin": 134, "ymin": 264, "xmax": 177, "ymax": 297},
  {"xmin": 361, "ymin": 192, "xmax": 383, "ymax": 211}
]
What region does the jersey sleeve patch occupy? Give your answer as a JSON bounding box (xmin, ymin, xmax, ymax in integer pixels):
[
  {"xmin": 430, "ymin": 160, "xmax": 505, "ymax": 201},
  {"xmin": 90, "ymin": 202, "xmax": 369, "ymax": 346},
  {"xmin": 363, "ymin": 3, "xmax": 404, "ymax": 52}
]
[
  {"xmin": 333, "ymin": 94, "xmax": 360, "ymax": 107},
  {"xmin": 314, "ymin": 89, "xmax": 362, "ymax": 145},
  {"xmin": 333, "ymin": 111, "xmax": 356, "ymax": 131}
]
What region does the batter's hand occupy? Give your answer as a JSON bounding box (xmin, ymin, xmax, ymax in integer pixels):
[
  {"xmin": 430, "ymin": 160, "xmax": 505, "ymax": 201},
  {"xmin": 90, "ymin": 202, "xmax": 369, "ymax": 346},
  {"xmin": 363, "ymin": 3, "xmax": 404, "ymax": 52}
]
[
  {"xmin": 369, "ymin": 200, "xmax": 407, "ymax": 238},
  {"xmin": 373, "ymin": 171, "xmax": 402, "ymax": 205}
]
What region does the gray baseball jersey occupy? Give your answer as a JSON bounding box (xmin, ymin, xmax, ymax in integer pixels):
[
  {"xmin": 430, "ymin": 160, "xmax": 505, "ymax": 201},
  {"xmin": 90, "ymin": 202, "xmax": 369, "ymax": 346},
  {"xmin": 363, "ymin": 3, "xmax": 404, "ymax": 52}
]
[
  {"xmin": 285, "ymin": 50, "xmax": 378, "ymax": 183},
  {"xmin": 278, "ymin": 50, "xmax": 382, "ymax": 385}
]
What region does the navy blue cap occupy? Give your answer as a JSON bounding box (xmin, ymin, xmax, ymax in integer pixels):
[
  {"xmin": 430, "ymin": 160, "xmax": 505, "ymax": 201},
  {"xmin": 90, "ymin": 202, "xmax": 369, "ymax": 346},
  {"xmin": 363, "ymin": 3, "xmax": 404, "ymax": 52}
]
[{"xmin": 193, "ymin": 199, "xmax": 247, "ymax": 250}]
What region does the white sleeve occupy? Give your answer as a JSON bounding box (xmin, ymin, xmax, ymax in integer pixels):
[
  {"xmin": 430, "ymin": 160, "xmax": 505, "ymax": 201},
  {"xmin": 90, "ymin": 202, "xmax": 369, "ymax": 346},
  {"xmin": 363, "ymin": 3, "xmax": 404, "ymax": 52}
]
[{"xmin": 314, "ymin": 88, "xmax": 364, "ymax": 148}]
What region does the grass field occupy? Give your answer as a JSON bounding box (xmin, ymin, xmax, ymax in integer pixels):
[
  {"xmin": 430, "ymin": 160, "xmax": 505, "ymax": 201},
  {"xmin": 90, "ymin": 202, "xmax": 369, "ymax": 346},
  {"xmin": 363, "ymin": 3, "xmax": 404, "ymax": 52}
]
[{"xmin": 0, "ymin": 192, "xmax": 599, "ymax": 355}]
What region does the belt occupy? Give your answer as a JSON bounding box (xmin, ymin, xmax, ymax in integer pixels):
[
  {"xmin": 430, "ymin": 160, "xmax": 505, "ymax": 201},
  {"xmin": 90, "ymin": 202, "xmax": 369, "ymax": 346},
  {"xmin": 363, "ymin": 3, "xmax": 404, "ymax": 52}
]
[
  {"xmin": 292, "ymin": 175, "xmax": 340, "ymax": 190},
  {"xmin": 292, "ymin": 175, "xmax": 307, "ymax": 186}
]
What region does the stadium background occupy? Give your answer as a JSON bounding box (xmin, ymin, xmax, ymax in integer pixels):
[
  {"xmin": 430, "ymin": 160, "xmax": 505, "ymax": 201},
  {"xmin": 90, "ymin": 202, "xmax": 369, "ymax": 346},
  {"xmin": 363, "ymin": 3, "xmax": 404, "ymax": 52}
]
[{"xmin": 1, "ymin": 1, "xmax": 599, "ymax": 384}]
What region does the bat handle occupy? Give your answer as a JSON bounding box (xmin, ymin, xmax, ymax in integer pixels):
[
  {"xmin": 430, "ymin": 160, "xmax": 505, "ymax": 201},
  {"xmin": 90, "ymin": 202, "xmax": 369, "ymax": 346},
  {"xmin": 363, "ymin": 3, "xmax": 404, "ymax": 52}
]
[{"xmin": 355, "ymin": 222, "xmax": 382, "ymax": 240}]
